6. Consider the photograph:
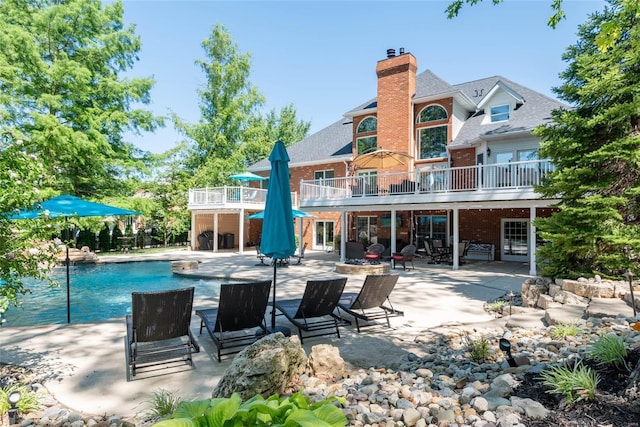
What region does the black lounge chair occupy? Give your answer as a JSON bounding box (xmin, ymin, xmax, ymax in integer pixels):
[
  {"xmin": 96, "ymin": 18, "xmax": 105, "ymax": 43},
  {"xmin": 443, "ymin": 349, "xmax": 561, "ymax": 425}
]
[
  {"xmin": 274, "ymin": 278, "xmax": 347, "ymax": 343},
  {"xmin": 195, "ymin": 280, "xmax": 272, "ymax": 362},
  {"xmin": 337, "ymin": 274, "xmax": 404, "ymax": 332},
  {"xmin": 125, "ymin": 287, "xmax": 200, "ymax": 379}
]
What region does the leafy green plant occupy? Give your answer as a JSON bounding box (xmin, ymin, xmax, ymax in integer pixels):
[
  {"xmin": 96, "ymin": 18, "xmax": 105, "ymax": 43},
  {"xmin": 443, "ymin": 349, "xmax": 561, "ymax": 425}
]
[
  {"xmin": 468, "ymin": 338, "xmax": 491, "ymax": 363},
  {"xmin": 587, "ymin": 333, "xmax": 628, "ymax": 370},
  {"xmin": 153, "ymin": 392, "xmax": 347, "ymax": 427},
  {"xmin": 549, "ymin": 321, "xmax": 583, "ymax": 340},
  {"xmin": 539, "ymin": 360, "xmax": 599, "ymax": 403},
  {"xmin": 0, "ymin": 384, "xmax": 41, "ymax": 416},
  {"xmin": 486, "ymin": 300, "xmax": 508, "ymax": 314},
  {"xmin": 146, "ymin": 389, "xmax": 182, "ymax": 420}
]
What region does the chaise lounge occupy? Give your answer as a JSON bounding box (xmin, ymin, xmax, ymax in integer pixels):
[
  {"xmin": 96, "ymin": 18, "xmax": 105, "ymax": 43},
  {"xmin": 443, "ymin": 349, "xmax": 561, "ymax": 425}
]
[
  {"xmin": 125, "ymin": 287, "xmax": 200, "ymax": 380},
  {"xmin": 195, "ymin": 280, "xmax": 272, "ymax": 362},
  {"xmin": 274, "ymin": 278, "xmax": 348, "ymax": 343},
  {"xmin": 336, "ymin": 274, "xmax": 403, "ymax": 332}
]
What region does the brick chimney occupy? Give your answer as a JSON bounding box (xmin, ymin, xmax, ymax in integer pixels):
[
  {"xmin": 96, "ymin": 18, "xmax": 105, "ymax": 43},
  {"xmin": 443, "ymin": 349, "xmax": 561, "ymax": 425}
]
[{"xmin": 375, "ymin": 48, "xmax": 417, "ymax": 156}]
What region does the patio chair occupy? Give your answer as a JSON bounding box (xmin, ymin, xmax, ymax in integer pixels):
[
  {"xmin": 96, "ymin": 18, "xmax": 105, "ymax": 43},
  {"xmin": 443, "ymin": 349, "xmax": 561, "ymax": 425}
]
[
  {"xmin": 274, "ymin": 277, "xmax": 348, "ymax": 343},
  {"xmin": 336, "ymin": 274, "xmax": 403, "ymax": 332},
  {"xmin": 391, "ymin": 244, "xmax": 416, "ymax": 270},
  {"xmin": 255, "ymin": 244, "xmax": 268, "ymax": 265},
  {"xmin": 424, "ymin": 242, "xmax": 449, "ymax": 264},
  {"xmin": 125, "ymin": 287, "xmax": 200, "ymax": 379},
  {"xmin": 364, "ymin": 243, "xmax": 385, "ymax": 263},
  {"xmin": 291, "ymin": 242, "xmax": 308, "ymax": 265},
  {"xmin": 195, "ymin": 280, "xmax": 272, "ymax": 362}
]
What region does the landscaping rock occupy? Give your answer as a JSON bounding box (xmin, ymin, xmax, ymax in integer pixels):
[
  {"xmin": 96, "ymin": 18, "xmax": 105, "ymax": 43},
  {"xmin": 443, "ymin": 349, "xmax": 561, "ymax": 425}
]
[{"xmin": 211, "ymin": 333, "xmax": 307, "ymax": 400}]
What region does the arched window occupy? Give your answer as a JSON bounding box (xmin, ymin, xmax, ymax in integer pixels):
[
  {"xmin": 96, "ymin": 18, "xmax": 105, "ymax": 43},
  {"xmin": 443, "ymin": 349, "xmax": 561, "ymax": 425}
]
[
  {"xmin": 356, "ymin": 117, "xmax": 377, "ymax": 155},
  {"xmin": 418, "ymin": 105, "xmax": 447, "ymax": 123},
  {"xmin": 357, "ymin": 117, "xmax": 377, "ymax": 133}
]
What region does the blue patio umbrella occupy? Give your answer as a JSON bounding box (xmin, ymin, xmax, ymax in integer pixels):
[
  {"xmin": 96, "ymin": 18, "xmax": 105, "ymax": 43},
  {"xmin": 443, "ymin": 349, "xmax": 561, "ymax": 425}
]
[
  {"xmin": 260, "ymin": 141, "xmax": 297, "ymax": 331},
  {"xmin": 10, "ymin": 195, "xmax": 141, "ymax": 323},
  {"xmin": 229, "ymin": 171, "xmax": 266, "ymax": 181},
  {"xmin": 247, "ymin": 209, "xmax": 315, "ymax": 220}
]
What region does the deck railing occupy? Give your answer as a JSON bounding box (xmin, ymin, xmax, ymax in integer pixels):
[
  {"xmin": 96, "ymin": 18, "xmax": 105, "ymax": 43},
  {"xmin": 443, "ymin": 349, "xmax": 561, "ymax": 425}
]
[
  {"xmin": 188, "ymin": 186, "xmax": 298, "ymax": 207},
  {"xmin": 299, "ymin": 159, "xmax": 554, "ymax": 201}
]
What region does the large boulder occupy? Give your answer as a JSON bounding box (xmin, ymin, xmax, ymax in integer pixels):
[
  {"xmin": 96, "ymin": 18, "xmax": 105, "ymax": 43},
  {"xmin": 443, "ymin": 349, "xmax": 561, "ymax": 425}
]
[
  {"xmin": 521, "ymin": 278, "xmax": 550, "ymax": 307},
  {"xmin": 307, "ymin": 344, "xmax": 345, "ymax": 382},
  {"xmin": 212, "ymin": 333, "xmax": 307, "ymax": 400}
]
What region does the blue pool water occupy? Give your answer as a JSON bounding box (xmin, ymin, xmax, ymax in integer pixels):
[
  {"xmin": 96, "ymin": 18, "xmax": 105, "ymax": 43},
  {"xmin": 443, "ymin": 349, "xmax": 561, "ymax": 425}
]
[{"xmin": 4, "ymin": 261, "xmax": 223, "ymax": 327}]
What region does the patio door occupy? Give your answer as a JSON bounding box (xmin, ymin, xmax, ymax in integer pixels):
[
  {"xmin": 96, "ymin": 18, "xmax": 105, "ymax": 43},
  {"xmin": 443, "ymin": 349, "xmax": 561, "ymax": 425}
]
[
  {"xmin": 501, "ymin": 219, "xmax": 529, "ymax": 262},
  {"xmin": 314, "ymin": 220, "xmax": 334, "ymax": 250},
  {"xmin": 416, "ymin": 215, "xmax": 447, "ymax": 250}
]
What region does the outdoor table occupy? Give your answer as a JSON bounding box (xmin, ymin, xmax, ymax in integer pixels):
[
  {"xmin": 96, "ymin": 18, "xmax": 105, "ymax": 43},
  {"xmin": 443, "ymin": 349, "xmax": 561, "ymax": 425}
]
[{"xmin": 118, "ymin": 236, "xmax": 133, "ymax": 253}]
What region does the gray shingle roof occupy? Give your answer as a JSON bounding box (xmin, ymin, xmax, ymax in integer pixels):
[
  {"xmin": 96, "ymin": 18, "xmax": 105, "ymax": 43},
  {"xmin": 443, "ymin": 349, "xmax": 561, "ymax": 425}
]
[
  {"xmin": 450, "ymin": 76, "xmax": 567, "ymax": 147},
  {"xmin": 250, "ymin": 70, "xmax": 568, "ymax": 168},
  {"xmin": 250, "ymin": 117, "xmax": 353, "ymax": 170}
]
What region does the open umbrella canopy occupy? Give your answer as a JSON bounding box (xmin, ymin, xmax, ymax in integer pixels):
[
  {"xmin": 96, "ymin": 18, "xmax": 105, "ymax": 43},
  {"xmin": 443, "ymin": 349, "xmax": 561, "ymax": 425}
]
[
  {"xmin": 9, "ymin": 194, "xmax": 141, "ymax": 324},
  {"xmin": 10, "ymin": 195, "xmax": 141, "ymax": 219},
  {"xmin": 260, "ymin": 141, "xmax": 297, "ymax": 332},
  {"xmin": 228, "ymin": 171, "xmax": 267, "ymax": 181},
  {"xmin": 247, "ymin": 209, "xmax": 315, "ymax": 220},
  {"xmin": 353, "ymin": 148, "xmax": 413, "ymax": 169}
]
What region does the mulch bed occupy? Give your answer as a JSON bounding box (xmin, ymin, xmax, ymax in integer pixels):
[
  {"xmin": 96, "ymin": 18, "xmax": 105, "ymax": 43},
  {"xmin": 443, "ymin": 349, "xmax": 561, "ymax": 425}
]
[{"xmin": 514, "ymin": 348, "xmax": 640, "ymax": 426}]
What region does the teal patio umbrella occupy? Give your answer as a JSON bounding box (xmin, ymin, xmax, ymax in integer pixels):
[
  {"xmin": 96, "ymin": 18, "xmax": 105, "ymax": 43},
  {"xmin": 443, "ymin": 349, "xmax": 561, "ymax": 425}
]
[
  {"xmin": 10, "ymin": 195, "xmax": 141, "ymax": 323},
  {"xmin": 229, "ymin": 171, "xmax": 266, "ymax": 181},
  {"xmin": 260, "ymin": 141, "xmax": 297, "ymax": 331},
  {"xmin": 247, "ymin": 209, "xmax": 315, "ymax": 220}
]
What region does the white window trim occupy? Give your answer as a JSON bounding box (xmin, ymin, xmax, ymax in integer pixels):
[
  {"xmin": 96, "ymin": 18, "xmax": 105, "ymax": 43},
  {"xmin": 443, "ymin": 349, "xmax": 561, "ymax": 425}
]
[{"xmin": 490, "ymin": 104, "xmax": 510, "ymax": 123}]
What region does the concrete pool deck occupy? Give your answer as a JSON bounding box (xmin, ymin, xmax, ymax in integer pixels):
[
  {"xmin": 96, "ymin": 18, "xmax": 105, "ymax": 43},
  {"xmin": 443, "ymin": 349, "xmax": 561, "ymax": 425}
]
[{"xmin": 0, "ymin": 248, "xmax": 541, "ymax": 419}]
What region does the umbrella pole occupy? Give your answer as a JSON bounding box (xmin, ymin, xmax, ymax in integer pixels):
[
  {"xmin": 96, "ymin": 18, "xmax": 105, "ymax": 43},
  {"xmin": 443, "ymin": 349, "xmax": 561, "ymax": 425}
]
[
  {"xmin": 66, "ymin": 244, "xmax": 70, "ymax": 324},
  {"xmin": 271, "ymin": 261, "xmax": 277, "ymax": 329}
]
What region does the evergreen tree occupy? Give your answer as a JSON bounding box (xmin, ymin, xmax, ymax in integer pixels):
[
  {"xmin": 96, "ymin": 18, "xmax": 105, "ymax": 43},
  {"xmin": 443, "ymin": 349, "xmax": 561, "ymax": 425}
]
[{"xmin": 534, "ymin": 0, "xmax": 640, "ymax": 278}]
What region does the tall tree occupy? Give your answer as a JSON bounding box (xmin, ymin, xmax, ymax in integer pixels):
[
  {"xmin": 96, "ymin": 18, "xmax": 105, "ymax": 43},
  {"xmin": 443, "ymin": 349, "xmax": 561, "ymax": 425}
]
[
  {"xmin": 242, "ymin": 104, "xmax": 311, "ymax": 167},
  {"xmin": 446, "ymin": 0, "xmax": 567, "ymax": 28},
  {"xmin": 0, "ymin": 0, "xmax": 161, "ymax": 197},
  {"xmin": 0, "ymin": 134, "xmax": 58, "ymax": 321},
  {"xmin": 175, "ymin": 24, "xmax": 265, "ymax": 188},
  {"xmin": 534, "ymin": 0, "xmax": 640, "ymax": 279}
]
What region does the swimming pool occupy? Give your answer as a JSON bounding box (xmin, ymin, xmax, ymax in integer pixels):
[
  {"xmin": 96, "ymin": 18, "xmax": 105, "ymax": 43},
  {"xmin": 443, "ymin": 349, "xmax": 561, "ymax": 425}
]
[{"xmin": 5, "ymin": 261, "xmax": 223, "ymax": 327}]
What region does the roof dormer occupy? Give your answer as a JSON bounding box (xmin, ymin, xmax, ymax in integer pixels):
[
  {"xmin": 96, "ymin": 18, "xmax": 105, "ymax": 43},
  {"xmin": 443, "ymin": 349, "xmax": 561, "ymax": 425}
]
[{"xmin": 477, "ymin": 81, "xmax": 525, "ymax": 125}]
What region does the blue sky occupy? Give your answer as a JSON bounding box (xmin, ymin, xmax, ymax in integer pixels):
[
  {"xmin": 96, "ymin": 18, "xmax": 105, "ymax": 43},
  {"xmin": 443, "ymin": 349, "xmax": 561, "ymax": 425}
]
[{"xmin": 121, "ymin": 0, "xmax": 605, "ymax": 154}]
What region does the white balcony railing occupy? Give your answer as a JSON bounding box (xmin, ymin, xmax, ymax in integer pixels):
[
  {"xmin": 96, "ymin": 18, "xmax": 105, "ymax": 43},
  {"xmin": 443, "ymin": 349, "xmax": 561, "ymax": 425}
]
[
  {"xmin": 188, "ymin": 186, "xmax": 298, "ymax": 208},
  {"xmin": 300, "ymin": 159, "xmax": 554, "ymax": 202}
]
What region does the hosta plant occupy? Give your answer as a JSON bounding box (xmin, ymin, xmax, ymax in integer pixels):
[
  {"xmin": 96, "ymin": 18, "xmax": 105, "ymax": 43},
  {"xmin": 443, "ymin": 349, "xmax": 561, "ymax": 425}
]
[{"xmin": 153, "ymin": 391, "xmax": 347, "ymax": 427}]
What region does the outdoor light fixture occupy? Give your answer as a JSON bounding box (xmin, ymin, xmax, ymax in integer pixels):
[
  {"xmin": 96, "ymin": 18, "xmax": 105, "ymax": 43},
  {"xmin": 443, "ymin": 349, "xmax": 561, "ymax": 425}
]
[
  {"xmin": 623, "ymin": 269, "xmax": 637, "ymax": 317},
  {"xmin": 7, "ymin": 390, "xmax": 21, "ymax": 425},
  {"xmin": 499, "ymin": 338, "xmax": 517, "ymax": 367},
  {"xmin": 486, "ymin": 147, "xmax": 491, "ymax": 157}
]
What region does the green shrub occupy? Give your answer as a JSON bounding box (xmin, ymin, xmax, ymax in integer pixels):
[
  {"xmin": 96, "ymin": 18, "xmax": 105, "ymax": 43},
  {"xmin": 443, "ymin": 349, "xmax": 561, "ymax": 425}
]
[
  {"xmin": 587, "ymin": 333, "xmax": 628, "ymax": 370},
  {"xmin": 549, "ymin": 321, "xmax": 583, "ymax": 340},
  {"xmin": 0, "ymin": 384, "xmax": 40, "ymax": 417},
  {"xmin": 153, "ymin": 392, "xmax": 347, "ymax": 427},
  {"xmin": 468, "ymin": 338, "xmax": 491, "ymax": 363},
  {"xmin": 539, "ymin": 360, "xmax": 599, "ymax": 403},
  {"xmin": 486, "ymin": 300, "xmax": 508, "ymax": 314}
]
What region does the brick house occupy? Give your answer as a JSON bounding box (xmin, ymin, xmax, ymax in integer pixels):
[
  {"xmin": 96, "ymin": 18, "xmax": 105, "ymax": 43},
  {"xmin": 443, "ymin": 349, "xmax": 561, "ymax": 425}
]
[{"xmin": 188, "ymin": 48, "xmax": 562, "ymax": 275}]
